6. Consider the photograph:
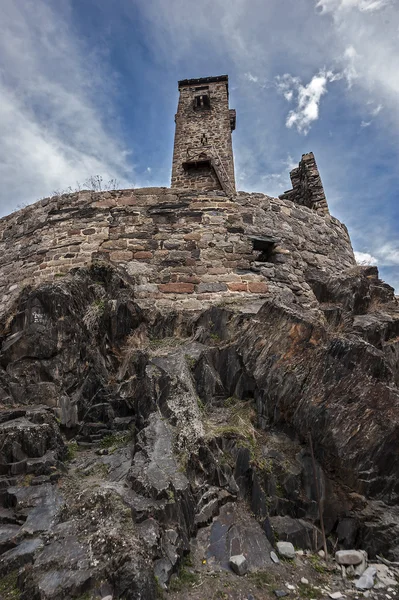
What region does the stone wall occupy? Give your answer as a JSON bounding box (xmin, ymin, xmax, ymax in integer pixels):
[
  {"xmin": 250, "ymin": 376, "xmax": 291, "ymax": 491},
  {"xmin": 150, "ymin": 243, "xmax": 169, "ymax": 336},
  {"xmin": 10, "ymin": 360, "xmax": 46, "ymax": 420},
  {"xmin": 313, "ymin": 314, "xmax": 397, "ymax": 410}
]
[
  {"xmin": 171, "ymin": 76, "xmax": 236, "ymax": 194},
  {"xmin": 279, "ymin": 152, "xmax": 329, "ymax": 215},
  {"xmin": 0, "ymin": 187, "xmax": 355, "ymax": 319}
]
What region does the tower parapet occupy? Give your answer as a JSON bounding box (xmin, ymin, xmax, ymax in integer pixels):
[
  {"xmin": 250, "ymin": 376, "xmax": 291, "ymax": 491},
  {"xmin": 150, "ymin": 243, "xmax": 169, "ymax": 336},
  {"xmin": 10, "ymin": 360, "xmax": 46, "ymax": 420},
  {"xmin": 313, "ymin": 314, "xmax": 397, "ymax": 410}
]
[{"xmin": 171, "ymin": 75, "xmax": 236, "ymax": 194}]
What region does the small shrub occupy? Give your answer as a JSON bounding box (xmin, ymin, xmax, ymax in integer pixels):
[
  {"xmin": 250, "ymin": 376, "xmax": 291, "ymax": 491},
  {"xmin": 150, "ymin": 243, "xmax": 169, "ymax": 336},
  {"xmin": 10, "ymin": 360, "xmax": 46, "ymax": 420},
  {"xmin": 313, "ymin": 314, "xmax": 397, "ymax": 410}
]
[
  {"xmin": 0, "ymin": 570, "xmax": 21, "ymax": 599},
  {"xmin": 197, "ymin": 397, "xmax": 206, "ymax": 414},
  {"xmin": 21, "ymin": 474, "xmax": 34, "ymax": 487},
  {"xmin": 65, "ymin": 440, "xmax": 78, "ymax": 461},
  {"xmin": 168, "ymin": 566, "xmax": 199, "ymax": 592},
  {"xmin": 185, "ymin": 355, "xmax": 196, "ymax": 369},
  {"xmin": 155, "ymin": 576, "xmax": 166, "ymax": 599},
  {"xmin": 298, "ymin": 582, "xmax": 323, "ymax": 599},
  {"xmin": 308, "ymin": 553, "xmax": 327, "ymax": 574},
  {"xmin": 83, "ymin": 300, "xmax": 106, "ymax": 332},
  {"xmin": 100, "ymin": 429, "xmax": 134, "ymax": 452},
  {"xmin": 248, "ymin": 570, "xmax": 275, "ymax": 589}
]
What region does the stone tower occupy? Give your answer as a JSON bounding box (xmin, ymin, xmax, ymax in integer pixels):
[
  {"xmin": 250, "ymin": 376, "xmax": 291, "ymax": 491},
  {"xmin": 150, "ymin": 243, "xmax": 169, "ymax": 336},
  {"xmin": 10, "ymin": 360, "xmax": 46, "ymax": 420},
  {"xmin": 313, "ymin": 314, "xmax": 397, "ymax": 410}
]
[{"xmin": 171, "ymin": 75, "xmax": 236, "ymax": 194}]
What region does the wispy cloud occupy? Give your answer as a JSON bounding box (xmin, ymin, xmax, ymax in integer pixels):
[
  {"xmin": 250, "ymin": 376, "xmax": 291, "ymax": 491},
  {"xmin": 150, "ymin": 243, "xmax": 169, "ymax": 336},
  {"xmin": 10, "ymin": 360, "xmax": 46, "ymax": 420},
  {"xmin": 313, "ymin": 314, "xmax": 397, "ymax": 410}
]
[
  {"xmin": 342, "ymin": 45, "xmax": 358, "ymax": 87},
  {"xmin": 0, "ymin": 0, "xmax": 133, "ymax": 215},
  {"xmin": 258, "ymin": 155, "xmax": 298, "ymax": 192},
  {"xmin": 244, "ymin": 72, "xmax": 259, "ymax": 83},
  {"xmin": 316, "ymin": 0, "xmax": 393, "ymax": 13},
  {"xmin": 314, "ymin": 0, "xmax": 399, "ymax": 131},
  {"xmin": 276, "ymin": 70, "xmax": 340, "ymax": 134},
  {"xmin": 378, "ymin": 243, "xmax": 399, "ymax": 267},
  {"xmin": 371, "ymin": 104, "xmax": 383, "ymax": 116}
]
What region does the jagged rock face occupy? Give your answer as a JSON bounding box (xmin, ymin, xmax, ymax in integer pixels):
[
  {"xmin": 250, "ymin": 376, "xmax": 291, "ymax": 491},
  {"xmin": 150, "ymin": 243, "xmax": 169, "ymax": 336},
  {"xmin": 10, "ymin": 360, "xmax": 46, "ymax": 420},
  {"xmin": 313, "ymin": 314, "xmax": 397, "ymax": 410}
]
[{"xmin": 0, "ymin": 194, "xmax": 398, "ymax": 597}]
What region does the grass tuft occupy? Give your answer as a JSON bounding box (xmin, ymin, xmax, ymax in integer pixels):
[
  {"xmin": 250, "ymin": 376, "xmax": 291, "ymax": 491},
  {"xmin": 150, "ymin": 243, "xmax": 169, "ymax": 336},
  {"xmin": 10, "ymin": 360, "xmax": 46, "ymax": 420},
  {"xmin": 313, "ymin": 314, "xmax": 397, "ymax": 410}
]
[{"xmin": 0, "ymin": 570, "xmax": 21, "ymax": 599}]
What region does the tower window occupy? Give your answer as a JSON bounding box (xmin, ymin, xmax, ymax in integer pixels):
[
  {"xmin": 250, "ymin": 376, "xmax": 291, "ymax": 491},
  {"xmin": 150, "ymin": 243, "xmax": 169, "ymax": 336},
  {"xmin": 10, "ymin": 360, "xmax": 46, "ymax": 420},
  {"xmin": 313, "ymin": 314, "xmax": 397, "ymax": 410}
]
[{"xmin": 194, "ymin": 94, "xmax": 210, "ymax": 110}]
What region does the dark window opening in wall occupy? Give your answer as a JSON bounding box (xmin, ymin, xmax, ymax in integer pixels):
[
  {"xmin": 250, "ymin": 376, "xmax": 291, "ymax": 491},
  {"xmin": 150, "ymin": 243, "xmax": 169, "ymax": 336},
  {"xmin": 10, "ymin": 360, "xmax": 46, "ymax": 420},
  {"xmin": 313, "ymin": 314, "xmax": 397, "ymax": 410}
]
[
  {"xmin": 194, "ymin": 85, "xmax": 209, "ymax": 91},
  {"xmin": 250, "ymin": 236, "xmax": 279, "ymax": 262},
  {"xmin": 194, "ymin": 94, "xmax": 210, "ymax": 110},
  {"xmin": 183, "ymin": 158, "xmax": 212, "ymax": 171}
]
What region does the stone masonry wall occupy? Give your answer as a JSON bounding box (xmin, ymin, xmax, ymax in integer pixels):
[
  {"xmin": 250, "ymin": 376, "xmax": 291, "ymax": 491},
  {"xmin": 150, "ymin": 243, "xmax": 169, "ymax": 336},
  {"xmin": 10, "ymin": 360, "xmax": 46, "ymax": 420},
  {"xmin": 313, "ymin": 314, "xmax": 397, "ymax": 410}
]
[
  {"xmin": 0, "ymin": 187, "xmax": 355, "ymax": 320},
  {"xmin": 171, "ymin": 77, "xmax": 236, "ymax": 193},
  {"xmin": 279, "ymin": 152, "xmax": 329, "ymax": 216}
]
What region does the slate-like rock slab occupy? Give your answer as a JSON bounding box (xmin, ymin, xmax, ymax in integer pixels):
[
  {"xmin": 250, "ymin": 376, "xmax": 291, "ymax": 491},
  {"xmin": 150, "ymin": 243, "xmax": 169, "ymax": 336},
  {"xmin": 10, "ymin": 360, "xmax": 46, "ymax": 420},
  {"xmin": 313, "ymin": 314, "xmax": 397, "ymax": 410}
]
[
  {"xmin": 20, "ymin": 484, "xmax": 64, "ymax": 534},
  {"xmin": 373, "ymin": 563, "xmax": 398, "ymax": 588},
  {"xmin": 128, "ymin": 413, "xmax": 189, "ymax": 499},
  {"xmin": 356, "ymin": 566, "xmax": 377, "ymax": 589},
  {"xmin": 271, "ymin": 515, "xmax": 323, "ymax": 551},
  {"xmin": 203, "ymin": 503, "xmax": 273, "ymax": 571},
  {"xmin": 0, "ymin": 524, "xmax": 20, "ymax": 554},
  {"xmin": 36, "ymin": 568, "xmax": 93, "ymax": 599},
  {"xmin": 0, "ymin": 537, "xmax": 43, "ymax": 576},
  {"xmin": 270, "ymin": 550, "xmax": 280, "ymax": 564}
]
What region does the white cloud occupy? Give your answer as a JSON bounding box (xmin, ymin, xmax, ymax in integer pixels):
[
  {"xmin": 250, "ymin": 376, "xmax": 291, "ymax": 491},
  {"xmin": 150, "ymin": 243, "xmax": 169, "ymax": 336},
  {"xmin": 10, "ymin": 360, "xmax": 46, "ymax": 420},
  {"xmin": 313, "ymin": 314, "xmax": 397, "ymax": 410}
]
[
  {"xmin": 354, "ymin": 251, "xmax": 378, "ymax": 264},
  {"xmin": 342, "ymin": 45, "xmax": 359, "ymax": 87},
  {"xmin": 371, "ymin": 104, "xmax": 383, "ymax": 116},
  {"xmin": 316, "ymin": 0, "xmax": 393, "ymax": 13},
  {"xmin": 360, "ymin": 120, "xmax": 372, "ymax": 127},
  {"xmin": 245, "ymin": 72, "xmax": 259, "ymax": 83},
  {"xmin": 0, "ymin": 0, "xmax": 133, "ymax": 215},
  {"xmin": 377, "ymin": 243, "xmax": 399, "ymax": 266},
  {"xmin": 276, "ymin": 70, "xmax": 339, "ymax": 134},
  {"xmin": 315, "ymin": 0, "xmax": 399, "ymax": 134},
  {"xmin": 355, "ymin": 245, "xmax": 399, "ymax": 269}
]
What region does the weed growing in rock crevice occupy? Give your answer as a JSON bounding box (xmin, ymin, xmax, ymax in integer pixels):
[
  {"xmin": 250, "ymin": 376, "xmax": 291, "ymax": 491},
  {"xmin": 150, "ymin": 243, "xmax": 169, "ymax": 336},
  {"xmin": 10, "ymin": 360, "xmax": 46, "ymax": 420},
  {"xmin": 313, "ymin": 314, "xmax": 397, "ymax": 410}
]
[
  {"xmin": 0, "ymin": 570, "xmax": 21, "ymax": 599},
  {"xmin": 100, "ymin": 428, "xmax": 134, "ymax": 452},
  {"xmin": 168, "ymin": 555, "xmax": 200, "ymax": 592}
]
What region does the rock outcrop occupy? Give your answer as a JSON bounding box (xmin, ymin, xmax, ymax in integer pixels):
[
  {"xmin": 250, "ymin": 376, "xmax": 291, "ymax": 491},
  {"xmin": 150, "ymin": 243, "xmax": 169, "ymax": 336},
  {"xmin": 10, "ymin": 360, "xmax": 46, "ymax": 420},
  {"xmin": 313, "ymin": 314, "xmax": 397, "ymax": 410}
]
[{"xmin": 0, "ymin": 188, "xmax": 398, "ymax": 598}]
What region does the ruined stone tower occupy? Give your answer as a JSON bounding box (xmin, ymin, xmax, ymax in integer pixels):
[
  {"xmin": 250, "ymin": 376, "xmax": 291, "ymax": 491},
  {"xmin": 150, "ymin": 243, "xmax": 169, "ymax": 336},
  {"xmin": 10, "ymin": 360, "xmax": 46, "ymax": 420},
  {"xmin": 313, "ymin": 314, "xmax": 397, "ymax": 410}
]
[{"xmin": 171, "ymin": 75, "xmax": 236, "ymax": 194}]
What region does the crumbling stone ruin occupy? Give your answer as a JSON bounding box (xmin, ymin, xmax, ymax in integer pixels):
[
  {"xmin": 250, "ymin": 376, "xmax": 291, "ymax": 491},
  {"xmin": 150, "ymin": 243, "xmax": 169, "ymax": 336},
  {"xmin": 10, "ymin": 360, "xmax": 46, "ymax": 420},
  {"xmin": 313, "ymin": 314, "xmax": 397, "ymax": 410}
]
[
  {"xmin": 0, "ymin": 75, "xmax": 398, "ymax": 600},
  {"xmin": 279, "ymin": 152, "xmax": 329, "ymax": 216}
]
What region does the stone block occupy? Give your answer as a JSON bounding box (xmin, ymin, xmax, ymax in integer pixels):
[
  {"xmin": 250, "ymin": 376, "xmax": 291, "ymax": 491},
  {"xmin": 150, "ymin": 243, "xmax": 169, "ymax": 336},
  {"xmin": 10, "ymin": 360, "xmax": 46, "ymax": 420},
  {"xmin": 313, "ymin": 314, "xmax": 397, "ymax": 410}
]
[
  {"xmin": 109, "ymin": 251, "xmax": 134, "ymax": 262},
  {"xmin": 134, "ymin": 251, "xmax": 153, "ymax": 260},
  {"xmin": 102, "ymin": 240, "xmax": 127, "ymax": 250},
  {"xmin": 248, "ymin": 282, "xmax": 268, "ymax": 293},
  {"xmin": 158, "ymin": 283, "xmax": 195, "ymax": 294},
  {"xmin": 228, "ymin": 282, "xmax": 248, "ymax": 292},
  {"xmin": 92, "ymin": 199, "xmax": 116, "ymax": 208},
  {"xmin": 196, "ymin": 282, "xmax": 227, "ymax": 293},
  {"xmin": 177, "ymin": 275, "xmax": 201, "ymax": 284},
  {"xmin": 117, "ymin": 196, "xmax": 137, "ymax": 206}
]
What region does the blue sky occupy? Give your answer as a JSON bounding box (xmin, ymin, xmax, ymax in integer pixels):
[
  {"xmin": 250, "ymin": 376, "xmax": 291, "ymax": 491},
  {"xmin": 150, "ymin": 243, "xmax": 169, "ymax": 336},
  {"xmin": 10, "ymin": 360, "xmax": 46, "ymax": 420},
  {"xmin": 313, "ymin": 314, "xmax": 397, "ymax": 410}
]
[{"xmin": 1, "ymin": 0, "xmax": 398, "ymax": 289}]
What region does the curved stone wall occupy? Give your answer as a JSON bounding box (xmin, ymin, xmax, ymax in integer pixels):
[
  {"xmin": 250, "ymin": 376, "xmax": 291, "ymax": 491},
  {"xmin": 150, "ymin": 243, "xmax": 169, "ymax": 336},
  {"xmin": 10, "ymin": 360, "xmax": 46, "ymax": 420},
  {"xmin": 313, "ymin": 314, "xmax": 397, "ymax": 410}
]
[{"xmin": 0, "ymin": 187, "xmax": 355, "ymax": 318}]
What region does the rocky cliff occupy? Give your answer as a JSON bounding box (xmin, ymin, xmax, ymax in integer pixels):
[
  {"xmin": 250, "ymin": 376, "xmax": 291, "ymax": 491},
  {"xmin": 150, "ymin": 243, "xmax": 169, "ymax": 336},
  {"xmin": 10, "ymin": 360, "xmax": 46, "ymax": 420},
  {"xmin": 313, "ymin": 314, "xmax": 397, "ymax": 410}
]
[{"xmin": 0, "ymin": 188, "xmax": 398, "ymax": 599}]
